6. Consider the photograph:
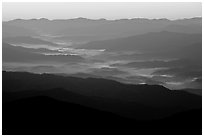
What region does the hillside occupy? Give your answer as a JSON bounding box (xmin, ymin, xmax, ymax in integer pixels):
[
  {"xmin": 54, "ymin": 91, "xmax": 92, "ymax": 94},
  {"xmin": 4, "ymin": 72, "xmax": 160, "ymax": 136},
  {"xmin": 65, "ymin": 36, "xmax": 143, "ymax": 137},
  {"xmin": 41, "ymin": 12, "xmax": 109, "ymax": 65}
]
[{"xmin": 3, "ymin": 95, "xmax": 201, "ymax": 135}]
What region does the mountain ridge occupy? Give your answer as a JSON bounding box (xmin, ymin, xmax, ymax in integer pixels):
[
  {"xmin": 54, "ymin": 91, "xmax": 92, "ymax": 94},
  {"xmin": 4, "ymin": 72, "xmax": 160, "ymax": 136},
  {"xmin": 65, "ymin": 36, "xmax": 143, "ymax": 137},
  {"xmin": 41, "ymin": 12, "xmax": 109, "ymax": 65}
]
[
  {"xmin": 3, "ymin": 17, "xmax": 202, "ymax": 22},
  {"xmin": 3, "ymin": 71, "xmax": 201, "ymax": 108}
]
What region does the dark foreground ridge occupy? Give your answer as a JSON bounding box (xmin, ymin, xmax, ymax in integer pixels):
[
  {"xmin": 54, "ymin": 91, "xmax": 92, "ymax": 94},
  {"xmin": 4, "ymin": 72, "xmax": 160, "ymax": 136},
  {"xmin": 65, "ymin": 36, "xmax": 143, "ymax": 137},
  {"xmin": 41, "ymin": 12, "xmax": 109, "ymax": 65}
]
[{"xmin": 2, "ymin": 71, "xmax": 202, "ymax": 135}]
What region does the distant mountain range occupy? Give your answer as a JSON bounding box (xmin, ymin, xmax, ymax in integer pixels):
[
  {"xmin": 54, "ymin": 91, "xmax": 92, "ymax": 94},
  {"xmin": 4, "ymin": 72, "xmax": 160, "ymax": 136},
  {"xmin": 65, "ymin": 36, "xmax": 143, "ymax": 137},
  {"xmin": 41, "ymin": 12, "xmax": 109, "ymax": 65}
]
[
  {"xmin": 3, "ymin": 17, "xmax": 201, "ymax": 42},
  {"xmin": 3, "ymin": 17, "xmax": 201, "ymax": 60}
]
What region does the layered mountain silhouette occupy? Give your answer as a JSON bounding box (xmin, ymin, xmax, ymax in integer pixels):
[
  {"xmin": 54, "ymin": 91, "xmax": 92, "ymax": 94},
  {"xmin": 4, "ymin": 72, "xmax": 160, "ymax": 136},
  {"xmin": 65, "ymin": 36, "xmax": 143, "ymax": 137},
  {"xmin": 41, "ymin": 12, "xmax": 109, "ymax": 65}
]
[
  {"xmin": 2, "ymin": 17, "xmax": 202, "ymax": 135},
  {"xmin": 3, "ymin": 71, "xmax": 201, "ymax": 107},
  {"xmin": 3, "ymin": 95, "xmax": 201, "ymax": 135},
  {"xmin": 2, "ymin": 71, "xmax": 201, "ymax": 135}
]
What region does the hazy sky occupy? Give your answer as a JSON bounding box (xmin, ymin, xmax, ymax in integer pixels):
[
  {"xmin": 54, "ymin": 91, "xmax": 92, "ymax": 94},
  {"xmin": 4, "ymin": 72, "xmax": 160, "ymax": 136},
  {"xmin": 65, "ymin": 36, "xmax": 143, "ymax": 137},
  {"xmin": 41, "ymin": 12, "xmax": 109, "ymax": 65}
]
[{"xmin": 3, "ymin": 2, "xmax": 202, "ymax": 21}]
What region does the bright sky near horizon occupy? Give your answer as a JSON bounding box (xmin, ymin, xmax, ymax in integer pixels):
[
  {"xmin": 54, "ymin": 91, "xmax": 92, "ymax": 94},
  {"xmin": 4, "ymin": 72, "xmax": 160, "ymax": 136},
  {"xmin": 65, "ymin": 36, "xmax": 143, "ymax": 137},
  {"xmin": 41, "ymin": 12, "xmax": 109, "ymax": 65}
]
[{"xmin": 2, "ymin": 2, "xmax": 202, "ymax": 21}]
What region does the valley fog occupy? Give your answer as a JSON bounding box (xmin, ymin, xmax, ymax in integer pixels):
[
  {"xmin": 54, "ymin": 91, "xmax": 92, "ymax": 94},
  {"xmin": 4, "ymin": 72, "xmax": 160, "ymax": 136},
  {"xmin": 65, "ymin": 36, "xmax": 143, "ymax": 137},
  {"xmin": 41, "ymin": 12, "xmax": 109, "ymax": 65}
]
[
  {"xmin": 2, "ymin": 2, "xmax": 202, "ymax": 135},
  {"xmin": 2, "ymin": 18, "xmax": 202, "ymax": 90}
]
